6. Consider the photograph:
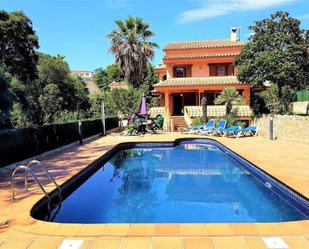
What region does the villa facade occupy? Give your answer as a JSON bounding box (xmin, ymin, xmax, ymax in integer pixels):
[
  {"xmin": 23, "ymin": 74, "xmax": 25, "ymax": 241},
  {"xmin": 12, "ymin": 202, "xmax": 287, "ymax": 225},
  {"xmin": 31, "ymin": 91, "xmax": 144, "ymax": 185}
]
[{"xmin": 153, "ymin": 28, "xmax": 252, "ymax": 130}]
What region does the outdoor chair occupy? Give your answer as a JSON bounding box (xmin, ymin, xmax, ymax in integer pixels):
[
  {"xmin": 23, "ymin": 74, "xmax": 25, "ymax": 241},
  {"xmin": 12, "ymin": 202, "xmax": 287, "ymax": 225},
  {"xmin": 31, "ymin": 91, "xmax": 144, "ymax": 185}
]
[
  {"xmin": 149, "ymin": 115, "xmax": 164, "ymax": 134},
  {"xmin": 156, "ymin": 114, "xmax": 164, "ymax": 129}
]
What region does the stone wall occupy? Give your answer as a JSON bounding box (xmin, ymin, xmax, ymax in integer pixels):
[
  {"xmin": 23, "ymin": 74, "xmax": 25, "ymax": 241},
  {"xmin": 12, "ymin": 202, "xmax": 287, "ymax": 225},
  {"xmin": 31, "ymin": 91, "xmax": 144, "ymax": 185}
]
[{"xmin": 253, "ymin": 115, "xmax": 309, "ymax": 144}]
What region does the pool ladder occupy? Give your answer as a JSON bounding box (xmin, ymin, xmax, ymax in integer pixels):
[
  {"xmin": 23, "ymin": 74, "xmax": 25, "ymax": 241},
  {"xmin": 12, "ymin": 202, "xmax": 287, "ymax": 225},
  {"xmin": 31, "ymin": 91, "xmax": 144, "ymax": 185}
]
[{"xmin": 11, "ymin": 160, "xmax": 62, "ymax": 211}]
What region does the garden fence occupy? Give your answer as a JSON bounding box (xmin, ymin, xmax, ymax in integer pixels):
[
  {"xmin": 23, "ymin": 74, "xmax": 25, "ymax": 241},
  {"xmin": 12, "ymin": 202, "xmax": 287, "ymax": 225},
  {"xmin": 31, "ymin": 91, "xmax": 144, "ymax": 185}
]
[{"xmin": 0, "ymin": 118, "xmax": 118, "ymax": 167}]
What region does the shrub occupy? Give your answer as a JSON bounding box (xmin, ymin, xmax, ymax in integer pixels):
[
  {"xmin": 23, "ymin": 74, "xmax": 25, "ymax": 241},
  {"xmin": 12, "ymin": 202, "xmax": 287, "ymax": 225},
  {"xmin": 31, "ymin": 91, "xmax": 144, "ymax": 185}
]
[
  {"xmin": 192, "ymin": 116, "xmax": 204, "ymax": 126},
  {"xmin": 260, "ymin": 84, "xmax": 296, "ymax": 114},
  {"xmin": 225, "ymin": 108, "xmax": 239, "ymax": 127},
  {"xmin": 127, "ymin": 124, "xmax": 137, "ymax": 135},
  {"xmin": 250, "ymin": 92, "xmax": 268, "ymax": 116}
]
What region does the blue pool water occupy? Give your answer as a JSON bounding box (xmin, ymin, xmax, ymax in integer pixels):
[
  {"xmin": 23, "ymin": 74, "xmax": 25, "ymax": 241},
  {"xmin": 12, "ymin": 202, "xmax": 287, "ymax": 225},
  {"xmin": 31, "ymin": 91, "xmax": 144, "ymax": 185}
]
[{"xmin": 42, "ymin": 141, "xmax": 308, "ymax": 223}]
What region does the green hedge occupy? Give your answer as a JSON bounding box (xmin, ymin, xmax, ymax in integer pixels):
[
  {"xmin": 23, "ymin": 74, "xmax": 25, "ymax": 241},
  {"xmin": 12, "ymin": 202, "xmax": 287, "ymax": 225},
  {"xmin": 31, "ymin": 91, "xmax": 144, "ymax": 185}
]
[
  {"xmin": 0, "ymin": 118, "xmax": 118, "ymax": 167},
  {"xmin": 297, "ymin": 90, "xmax": 309, "ymax": 101}
]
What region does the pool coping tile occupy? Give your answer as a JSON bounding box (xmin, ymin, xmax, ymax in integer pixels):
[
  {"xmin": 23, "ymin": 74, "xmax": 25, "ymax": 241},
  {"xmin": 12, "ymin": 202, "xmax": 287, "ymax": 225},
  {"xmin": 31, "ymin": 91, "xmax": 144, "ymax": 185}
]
[
  {"xmin": 183, "ymin": 237, "xmax": 214, "ymax": 249},
  {"xmin": 0, "ymin": 133, "xmax": 309, "ymax": 243}
]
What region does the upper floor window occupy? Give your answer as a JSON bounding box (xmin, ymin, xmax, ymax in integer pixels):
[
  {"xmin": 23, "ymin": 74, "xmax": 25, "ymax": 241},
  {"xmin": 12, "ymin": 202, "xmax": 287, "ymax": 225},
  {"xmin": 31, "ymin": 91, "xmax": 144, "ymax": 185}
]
[
  {"xmin": 217, "ymin": 66, "xmax": 226, "ymax": 76},
  {"xmin": 209, "ymin": 63, "xmax": 233, "ymax": 76},
  {"xmin": 173, "ymin": 65, "xmax": 191, "ymax": 78},
  {"xmin": 175, "ymin": 67, "xmax": 186, "ymax": 77}
]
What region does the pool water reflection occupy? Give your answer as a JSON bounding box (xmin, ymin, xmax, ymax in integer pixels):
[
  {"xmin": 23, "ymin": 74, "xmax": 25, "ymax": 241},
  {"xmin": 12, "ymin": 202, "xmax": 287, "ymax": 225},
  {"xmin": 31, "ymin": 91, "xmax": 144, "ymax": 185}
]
[{"xmin": 46, "ymin": 143, "xmax": 307, "ymax": 223}]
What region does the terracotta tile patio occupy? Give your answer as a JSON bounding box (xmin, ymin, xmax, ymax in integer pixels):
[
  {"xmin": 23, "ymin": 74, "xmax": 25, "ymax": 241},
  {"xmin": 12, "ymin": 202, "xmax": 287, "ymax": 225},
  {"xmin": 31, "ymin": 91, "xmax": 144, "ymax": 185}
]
[{"xmin": 0, "ymin": 132, "xmax": 309, "ymax": 248}]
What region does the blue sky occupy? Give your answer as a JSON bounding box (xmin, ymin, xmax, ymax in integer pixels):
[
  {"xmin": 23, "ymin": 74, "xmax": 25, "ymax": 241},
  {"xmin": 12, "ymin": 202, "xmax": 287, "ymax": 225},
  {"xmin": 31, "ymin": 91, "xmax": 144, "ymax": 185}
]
[{"xmin": 1, "ymin": 0, "xmax": 309, "ymax": 71}]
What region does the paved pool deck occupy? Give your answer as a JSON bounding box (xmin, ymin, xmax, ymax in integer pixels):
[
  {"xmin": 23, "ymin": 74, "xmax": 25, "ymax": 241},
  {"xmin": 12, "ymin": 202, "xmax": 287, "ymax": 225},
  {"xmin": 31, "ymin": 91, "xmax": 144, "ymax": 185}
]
[{"xmin": 0, "ymin": 132, "xmax": 309, "ymax": 249}]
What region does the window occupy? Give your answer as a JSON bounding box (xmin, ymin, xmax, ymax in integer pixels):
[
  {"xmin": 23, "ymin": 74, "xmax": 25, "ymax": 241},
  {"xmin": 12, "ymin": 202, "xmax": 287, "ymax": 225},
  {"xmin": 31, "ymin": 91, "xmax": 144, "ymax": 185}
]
[
  {"xmin": 217, "ymin": 66, "xmax": 226, "ymax": 76},
  {"xmin": 173, "ymin": 65, "xmax": 191, "ymax": 78},
  {"xmin": 175, "ymin": 67, "xmax": 186, "ymax": 77},
  {"xmin": 209, "ymin": 63, "xmax": 232, "ymax": 76},
  {"xmin": 205, "ymin": 93, "xmax": 220, "ymax": 105}
]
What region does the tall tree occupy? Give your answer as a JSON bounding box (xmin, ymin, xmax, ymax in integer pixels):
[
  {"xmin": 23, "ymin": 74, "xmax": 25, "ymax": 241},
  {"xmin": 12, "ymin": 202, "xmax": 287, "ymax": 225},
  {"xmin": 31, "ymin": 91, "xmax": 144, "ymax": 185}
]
[
  {"xmin": 0, "ymin": 10, "xmax": 39, "ymax": 81},
  {"xmin": 90, "ymin": 87, "xmax": 142, "ymax": 119},
  {"xmin": 93, "ymin": 64, "xmax": 124, "ymax": 91},
  {"xmin": 107, "ymin": 16, "xmax": 158, "ymax": 87},
  {"xmin": 139, "ymin": 64, "xmax": 159, "ymax": 106},
  {"xmin": 0, "ymin": 68, "xmax": 12, "ymax": 127},
  {"xmin": 11, "ymin": 53, "xmax": 90, "ymax": 127},
  {"xmin": 236, "ymin": 11, "xmax": 309, "ymax": 91}
]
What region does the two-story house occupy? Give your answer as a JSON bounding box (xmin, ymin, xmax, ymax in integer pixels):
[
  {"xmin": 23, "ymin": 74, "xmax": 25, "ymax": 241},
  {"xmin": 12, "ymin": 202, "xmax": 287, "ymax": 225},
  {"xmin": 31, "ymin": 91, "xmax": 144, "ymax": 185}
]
[{"xmin": 153, "ymin": 28, "xmax": 252, "ymax": 130}]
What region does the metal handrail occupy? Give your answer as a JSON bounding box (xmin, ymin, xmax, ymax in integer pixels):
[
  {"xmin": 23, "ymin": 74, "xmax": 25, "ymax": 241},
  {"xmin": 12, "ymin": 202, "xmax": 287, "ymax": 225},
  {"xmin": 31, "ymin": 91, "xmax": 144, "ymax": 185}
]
[
  {"xmin": 11, "ymin": 165, "xmax": 51, "ymax": 211},
  {"xmin": 26, "ymin": 160, "xmax": 62, "ymax": 202}
]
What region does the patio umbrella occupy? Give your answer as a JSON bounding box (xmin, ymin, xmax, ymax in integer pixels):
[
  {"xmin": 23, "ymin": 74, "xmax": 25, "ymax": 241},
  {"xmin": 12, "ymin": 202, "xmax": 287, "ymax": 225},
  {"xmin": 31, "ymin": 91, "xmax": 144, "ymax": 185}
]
[
  {"xmin": 139, "ymin": 94, "xmax": 148, "ymax": 117},
  {"xmin": 138, "ymin": 94, "xmax": 148, "ymax": 131}
]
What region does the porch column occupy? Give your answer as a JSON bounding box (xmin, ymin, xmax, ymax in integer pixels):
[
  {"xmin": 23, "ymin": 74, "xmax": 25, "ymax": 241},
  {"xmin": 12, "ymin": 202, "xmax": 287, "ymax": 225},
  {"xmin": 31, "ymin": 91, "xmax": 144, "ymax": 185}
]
[
  {"xmin": 165, "ymin": 90, "xmax": 170, "ymax": 114},
  {"xmin": 242, "ymin": 86, "xmax": 250, "ymax": 105},
  {"xmin": 198, "ymin": 89, "xmax": 201, "ymax": 105}
]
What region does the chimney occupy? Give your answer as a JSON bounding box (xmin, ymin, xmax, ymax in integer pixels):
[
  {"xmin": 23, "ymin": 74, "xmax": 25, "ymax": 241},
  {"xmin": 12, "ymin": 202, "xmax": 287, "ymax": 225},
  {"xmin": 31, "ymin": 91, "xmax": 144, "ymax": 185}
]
[{"xmin": 231, "ymin": 27, "xmax": 237, "ymax": 42}]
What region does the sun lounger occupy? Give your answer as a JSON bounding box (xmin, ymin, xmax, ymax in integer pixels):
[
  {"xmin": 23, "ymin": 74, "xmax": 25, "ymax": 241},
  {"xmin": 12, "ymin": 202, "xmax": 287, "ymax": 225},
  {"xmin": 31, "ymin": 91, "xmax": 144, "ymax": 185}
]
[
  {"xmin": 236, "ymin": 126, "xmax": 259, "ymax": 138},
  {"xmin": 221, "ymin": 125, "xmax": 241, "ymax": 137},
  {"xmin": 190, "ymin": 119, "xmax": 215, "ymax": 134},
  {"xmin": 178, "ymin": 124, "xmax": 203, "ymax": 133},
  {"xmin": 200, "ymin": 119, "xmax": 227, "ymax": 136}
]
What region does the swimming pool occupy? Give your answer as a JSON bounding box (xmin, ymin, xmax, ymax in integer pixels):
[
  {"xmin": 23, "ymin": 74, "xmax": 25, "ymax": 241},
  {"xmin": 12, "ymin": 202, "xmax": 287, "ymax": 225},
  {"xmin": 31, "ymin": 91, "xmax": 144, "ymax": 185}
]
[{"xmin": 32, "ymin": 139, "xmax": 309, "ymax": 223}]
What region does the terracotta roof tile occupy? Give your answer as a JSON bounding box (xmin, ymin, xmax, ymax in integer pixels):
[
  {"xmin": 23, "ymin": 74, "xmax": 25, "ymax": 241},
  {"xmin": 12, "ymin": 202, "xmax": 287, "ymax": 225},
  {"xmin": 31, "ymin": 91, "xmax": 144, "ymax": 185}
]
[
  {"xmin": 155, "ymin": 64, "xmax": 167, "ymax": 69},
  {"xmin": 154, "ymin": 76, "xmax": 244, "ymax": 87},
  {"xmin": 164, "ymin": 40, "xmax": 245, "ymax": 50},
  {"xmin": 164, "ymin": 52, "xmax": 240, "ymax": 60}
]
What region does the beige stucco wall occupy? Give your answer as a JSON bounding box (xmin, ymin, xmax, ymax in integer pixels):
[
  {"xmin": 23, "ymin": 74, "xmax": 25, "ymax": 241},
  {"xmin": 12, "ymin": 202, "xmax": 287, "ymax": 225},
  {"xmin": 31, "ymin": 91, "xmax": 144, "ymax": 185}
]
[{"xmin": 253, "ymin": 115, "xmax": 309, "ymax": 144}]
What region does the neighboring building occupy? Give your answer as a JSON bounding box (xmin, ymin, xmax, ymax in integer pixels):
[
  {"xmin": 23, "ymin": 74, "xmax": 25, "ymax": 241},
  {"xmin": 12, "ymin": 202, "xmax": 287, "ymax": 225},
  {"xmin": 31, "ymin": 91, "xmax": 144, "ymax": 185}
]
[
  {"xmin": 70, "ymin": 70, "xmax": 94, "ymax": 81},
  {"xmin": 152, "ymin": 28, "xmax": 252, "ymax": 130},
  {"xmin": 86, "ymin": 81, "xmax": 102, "ymax": 95},
  {"xmin": 108, "ymin": 81, "xmax": 129, "ymax": 90},
  {"xmin": 70, "ymin": 70, "xmax": 101, "ymax": 95}
]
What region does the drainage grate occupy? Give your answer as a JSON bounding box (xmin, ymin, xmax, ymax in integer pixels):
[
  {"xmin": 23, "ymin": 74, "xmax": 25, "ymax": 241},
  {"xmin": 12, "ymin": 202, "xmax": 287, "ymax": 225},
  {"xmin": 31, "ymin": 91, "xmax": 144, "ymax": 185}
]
[
  {"xmin": 262, "ymin": 237, "xmax": 289, "ymax": 249},
  {"xmin": 58, "ymin": 240, "xmax": 84, "ymax": 249}
]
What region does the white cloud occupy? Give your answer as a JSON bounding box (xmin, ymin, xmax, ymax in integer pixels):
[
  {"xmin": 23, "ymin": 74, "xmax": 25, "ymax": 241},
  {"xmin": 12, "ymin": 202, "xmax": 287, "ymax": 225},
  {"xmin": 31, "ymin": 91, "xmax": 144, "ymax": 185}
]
[{"xmin": 178, "ymin": 0, "xmax": 296, "ymax": 23}]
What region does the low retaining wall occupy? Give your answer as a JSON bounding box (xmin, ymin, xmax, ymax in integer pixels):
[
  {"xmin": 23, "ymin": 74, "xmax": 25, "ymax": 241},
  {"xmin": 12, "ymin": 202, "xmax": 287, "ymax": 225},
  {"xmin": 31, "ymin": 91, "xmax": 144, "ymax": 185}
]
[{"xmin": 253, "ymin": 115, "xmax": 309, "ymax": 144}]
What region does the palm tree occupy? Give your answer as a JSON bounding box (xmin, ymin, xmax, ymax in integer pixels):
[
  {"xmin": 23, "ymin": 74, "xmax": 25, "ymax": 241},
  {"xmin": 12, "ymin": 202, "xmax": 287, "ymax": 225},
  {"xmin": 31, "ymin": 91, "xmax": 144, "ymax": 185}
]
[
  {"xmin": 214, "ymin": 88, "xmax": 243, "ymax": 115},
  {"xmin": 201, "ymin": 95, "xmax": 208, "ymax": 123},
  {"xmin": 107, "ymin": 16, "xmax": 158, "ymax": 87}
]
